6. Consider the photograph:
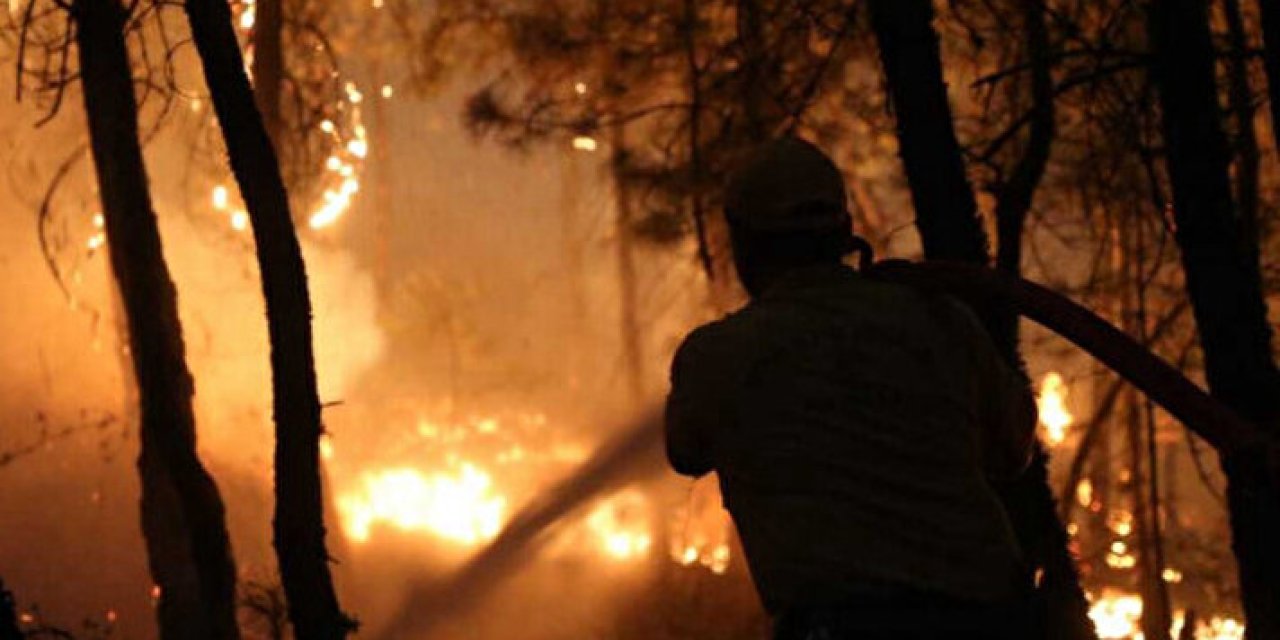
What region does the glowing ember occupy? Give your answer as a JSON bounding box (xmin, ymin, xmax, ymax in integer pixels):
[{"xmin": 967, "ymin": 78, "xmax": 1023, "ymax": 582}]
[
  {"xmin": 1077, "ymin": 478, "xmax": 1094, "ymax": 508},
  {"xmin": 586, "ymin": 492, "xmax": 653, "ymax": 561},
  {"xmin": 338, "ymin": 464, "xmax": 506, "ymax": 545},
  {"xmin": 1088, "ymin": 591, "xmax": 1244, "ymax": 640},
  {"xmin": 669, "ymin": 475, "xmax": 733, "ymax": 574},
  {"xmin": 1089, "ymin": 590, "xmax": 1143, "ymax": 639},
  {"xmin": 239, "ymin": 5, "xmax": 255, "ymax": 30},
  {"xmin": 1037, "ymin": 371, "xmax": 1073, "ymax": 445},
  {"xmin": 230, "ymin": 211, "xmax": 249, "ymax": 232}
]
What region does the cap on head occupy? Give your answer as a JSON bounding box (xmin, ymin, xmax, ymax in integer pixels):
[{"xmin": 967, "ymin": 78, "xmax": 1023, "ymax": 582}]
[{"xmin": 724, "ymin": 137, "xmax": 849, "ymax": 234}]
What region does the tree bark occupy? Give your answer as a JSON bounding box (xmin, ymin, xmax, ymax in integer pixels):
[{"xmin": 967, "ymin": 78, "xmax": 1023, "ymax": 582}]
[
  {"xmin": 1, "ymin": 578, "xmax": 21, "ymax": 640},
  {"xmin": 1223, "ymin": 0, "xmax": 1261, "ymax": 257},
  {"xmin": 611, "ymin": 125, "xmax": 645, "ymax": 406},
  {"xmin": 1257, "ymin": 0, "xmax": 1280, "ymax": 155},
  {"xmin": 1147, "ymin": 0, "xmax": 1280, "ymax": 634},
  {"xmin": 183, "ymin": 1, "xmax": 354, "ymax": 637},
  {"xmin": 867, "ymin": 0, "xmax": 989, "ymax": 264},
  {"xmin": 251, "ymin": 0, "xmax": 284, "ymax": 146},
  {"xmin": 736, "ymin": 0, "xmax": 769, "ymax": 143},
  {"xmin": 73, "ymin": 2, "xmax": 240, "ymax": 638},
  {"xmin": 868, "ymin": 3, "xmax": 1093, "ymax": 637},
  {"xmin": 993, "ymin": 0, "xmax": 1055, "ymax": 354}
]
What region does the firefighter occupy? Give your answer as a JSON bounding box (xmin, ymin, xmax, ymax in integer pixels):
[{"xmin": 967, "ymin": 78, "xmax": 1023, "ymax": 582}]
[{"xmin": 664, "ymin": 137, "xmax": 1037, "ymax": 639}]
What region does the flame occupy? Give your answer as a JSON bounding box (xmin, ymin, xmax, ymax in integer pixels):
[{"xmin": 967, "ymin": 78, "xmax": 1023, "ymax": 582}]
[
  {"xmin": 239, "ymin": 2, "xmax": 256, "ymax": 30},
  {"xmin": 338, "ymin": 463, "xmax": 506, "ymax": 545},
  {"xmin": 669, "ymin": 475, "xmax": 733, "ymax": 574},
  {"xmin": 586, "ymin": 491, "xmax": 653, "ymax": 561},
  {"xmin": 572, "ymin": 136, "xmax": 598, "ymax": 152},
  {"xmin": 211, "ymin": 185, "xmax": 229, "ymax": 210},
  {"xmin": 1038, "ymin": 371, "xmax": 1073, "ymax": 445},
  {"xmin": 1087, "ymin": 590, "xmax": 1244, "ymax": 640},
  {"xmin": 1089, "ymin": 590, "xmax": 1143, "ymax": 639}
]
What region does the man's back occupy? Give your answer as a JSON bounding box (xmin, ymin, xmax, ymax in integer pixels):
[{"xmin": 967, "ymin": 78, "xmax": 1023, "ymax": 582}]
[{"xmin": 665, "ymin": 264, "xmax": 1034, "ymax": 614}]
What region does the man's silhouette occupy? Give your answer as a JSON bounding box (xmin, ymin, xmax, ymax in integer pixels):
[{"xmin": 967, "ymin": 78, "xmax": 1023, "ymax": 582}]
[{"xmin": 665, "ymin": 138, "xmax": 1037, "ymax": 639}]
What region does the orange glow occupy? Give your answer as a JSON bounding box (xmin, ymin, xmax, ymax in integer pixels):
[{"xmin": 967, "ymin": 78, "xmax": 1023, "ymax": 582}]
[
  {"xmin": 1037, "ymin": 371, "xmax": 1073, "ymax": 445},
  {"xmin": 586, "ymin": 491, "xmax": 653, "ymax": 561},
  {"xmin": 338, "ymin": 463, "xmax": 506, "ymax": 545},
  {"xmin": 1087, "ymin": 591, "xmax": 1244, "ymax": 639}
]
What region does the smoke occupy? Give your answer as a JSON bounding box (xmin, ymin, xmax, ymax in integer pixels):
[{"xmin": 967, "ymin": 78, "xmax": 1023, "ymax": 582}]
[{"xmin": 0, "ymin": 74, "xmax": 728, "ymax": 638}]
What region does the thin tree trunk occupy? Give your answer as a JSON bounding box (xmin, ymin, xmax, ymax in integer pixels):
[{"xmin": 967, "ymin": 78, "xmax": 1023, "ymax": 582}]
[
  {"xmin": 1, "ymin": 578, "xmax": 22, "ymax": 640},
  {"xmin": 251, "ymin": 0, "xmax": 283, "ymax": 146},
  {"xmin": 1256, "ymin": 0, "xmax": 1280, "ymax": 154},
  {"xmin": 1223, "ymin": 0, "xmax": 1261, "ymax": 255},
  {"xmin": 73, "ymin": 2, "xmax": 239, "ymax": 637},
  {"xmin": 611, "ymin": 125, "xmax": 645, "ymax": 406},
  {"xmin": 868, "ymin": 3, "xmax": 1093, "ymax": 638},
  {"xmin": 683, "ymin": 0, "xmax": 714, "ymax": 280},
  {"xmin": 993, "ymin": 0, "xmax": 1055, "ymax": 354},
  {"xmin": 1147, "ymin": 0, "xmax": 1280, "ymax": 634},
  {"xmin": 736, "ymin": 0, "xmax": 769, "ymax": 143},
  {"xmin": 183, "ymin": 1, "xmax": 353, "ymax": 637},
  {"xmin": 1128, "ymin": 218, "xmax": 1172, "ymax": 640}
]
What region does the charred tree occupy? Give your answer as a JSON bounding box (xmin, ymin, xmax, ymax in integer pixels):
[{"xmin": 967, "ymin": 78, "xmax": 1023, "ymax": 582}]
[
  {"xmin": 868, "ymin": 2, "xmax": 1093, "ymax": 638},
  {"xmin": 73, "ymin": 1, "xmax": 240, "ymax": 637},
  {"xmin": 1147, "ymin": 0, "xmax": 1280, "ymax": 635},
  {"xmin": 183, "ymin": 0, "xmax": 354, "ymax": 637}
]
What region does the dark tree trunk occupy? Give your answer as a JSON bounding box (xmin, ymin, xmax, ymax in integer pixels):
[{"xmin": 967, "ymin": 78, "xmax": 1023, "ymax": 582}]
[
  {"xmin": 866, "ymin": 0, "xmax": 989, "ymax": 265},
  {"xmin": 1147, "ymin": 0, "xmax": 1280, "ymax": 635},
  {"xmin": 682, "ymin": 0, "xmax": 714, "ymax": 279},
  {"xmin": 73, "ymin": 2, "xmax": 240, "ymax": 638},
  {"xmin": 868, "ymin": 3, "xmax": 1094, "ymax": 638},
  {"xmin": 183, "ymin": 1, "xmax": 354, "ymax": 637},
  {"xmin": 1257, "ymin": 0, "xmax": 1280, "ymax": 154},
  {"xmin": 736, "ymin": 0, "xmax": 769, "ymax": 143},
  {"xmin": 611, "ymin": 126, "xmax": 645, "ymax": 406},
  {"xmin": 1, "ymin": 578, "xmax": 21, "ymax": 640},
  {"xmin": 1223, "ymin": 0, "xmax": 1261, "ymax": 257},
  {"xmin": 993, "ymin": 0, "xmax": 1055, "ymax": 353},
  {"xmin": 251, "ymin": 0, "xmax": 284, "ymax": 145}
]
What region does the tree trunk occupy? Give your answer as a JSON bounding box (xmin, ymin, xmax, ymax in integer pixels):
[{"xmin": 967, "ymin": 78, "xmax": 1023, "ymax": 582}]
[
  {"xmin": 868, "ymin": 3, "xmax": 1094, "ymax": 638},
  {"xmin": 736, "ymin": 0, "xmax": 769, "ymax": 143},
  {"xmin": 682, "ymin": 0, "xmax": 714, "ymax": 280},
  {"xmin": 1223, "ymin": 0, "xmax": 1261, "ymax": 257},
  {"xmin": 1, "ymin": 578, "xmax": 22, "ymax": 640},
  {"xmin": 1256, "ymin": 0, "xmax": 1280, "ymax": 154},
  {"xmin": 183, "ymin": 1, "xmax": 354, "ymax": 637},
  {"xmin": 993, "ymin": 0, "xmax": 1055, "ymax": 355},
  {"xmin": 866, "ymin": 0, "xmax": 989, "ymax": 264},
  {"xmin": 1147, "ymin": 0, "xmax": 1280, "ymax": 635},
  {"xmin": 251, "ymin": 0, "xmax": 283, "ymax": 145},
  {"xmin": 73, "ymin": 2, "xmax": 240, "ymax": 638},
  {"xmin": 611, "ymin": 125, "xmax": 645, "ymax": 407}
]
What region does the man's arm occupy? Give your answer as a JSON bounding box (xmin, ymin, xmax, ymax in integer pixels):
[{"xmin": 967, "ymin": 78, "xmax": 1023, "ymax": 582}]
[
  {"xmin": 664, "ymin": 326, "xmax": 731, "ymax": 477},
  {"xmin": 941, "ymin": 298, "xmax": 1038, "ymax": 479},
  {"xmin": 979, "ymin": 349, "xmax": 1039, "ymax": 479}
]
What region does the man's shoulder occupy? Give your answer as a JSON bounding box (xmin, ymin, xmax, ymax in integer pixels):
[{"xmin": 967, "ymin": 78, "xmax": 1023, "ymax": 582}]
[{"xmin": 673, "ymin": 310, "xmax": 764, "ymax": 369}]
